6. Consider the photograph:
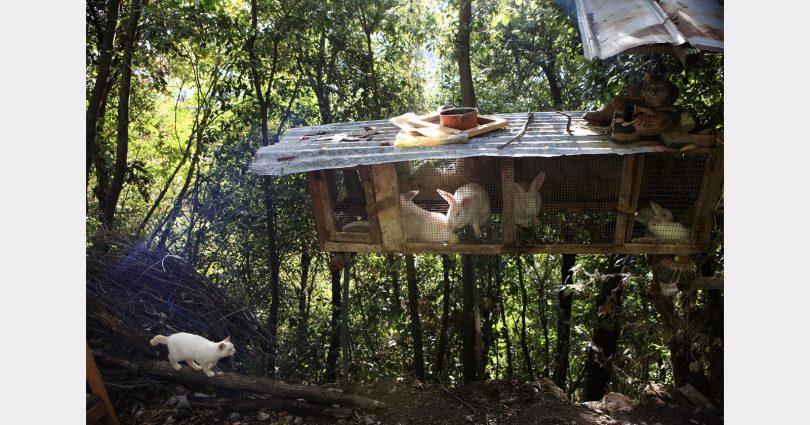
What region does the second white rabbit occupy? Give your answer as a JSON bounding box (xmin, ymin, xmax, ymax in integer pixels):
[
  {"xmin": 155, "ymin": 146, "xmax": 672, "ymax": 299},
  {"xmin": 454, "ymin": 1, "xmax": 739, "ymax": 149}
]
[{"xmin": 437, "ymin": 183, "xmax": 491, "ymax": 238}]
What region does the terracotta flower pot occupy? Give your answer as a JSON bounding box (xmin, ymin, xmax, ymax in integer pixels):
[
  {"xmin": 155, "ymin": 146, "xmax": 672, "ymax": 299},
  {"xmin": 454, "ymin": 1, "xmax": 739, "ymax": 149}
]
[{"xmin": 439, "ymin": 107, "xmax": 479, "ymax": 130}]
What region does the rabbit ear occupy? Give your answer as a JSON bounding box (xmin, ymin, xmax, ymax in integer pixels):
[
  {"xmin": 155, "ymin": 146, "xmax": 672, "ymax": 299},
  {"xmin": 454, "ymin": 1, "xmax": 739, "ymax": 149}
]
[
  {"xmin": 530, "ymin": 172, "xmax": 546, "ymax": 192},
  {"xmin": 649, "ymin": 201, "xmax": 665, "ymax": 218},
  {"xmin": 402, "ymin": 191, "xmax": 419, "ymax": 202},
  {"xmin": 437, "ymin": 189, "xmax": 456, "ymax": 206}
]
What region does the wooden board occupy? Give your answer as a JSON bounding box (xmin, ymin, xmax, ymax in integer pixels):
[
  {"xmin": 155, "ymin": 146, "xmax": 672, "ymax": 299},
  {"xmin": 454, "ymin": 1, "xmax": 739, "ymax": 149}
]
[{"xmin": 411, "ymin": 113, "xmax": 510, "ymax": 138}]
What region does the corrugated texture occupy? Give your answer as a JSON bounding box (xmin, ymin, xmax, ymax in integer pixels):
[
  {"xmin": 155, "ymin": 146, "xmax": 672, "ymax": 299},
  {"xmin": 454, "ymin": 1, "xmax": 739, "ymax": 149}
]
[
  {"xmin": 576, "ymin": 0, "xmax": 723, "ymax": 60},
  {"xmin": 249, "ymin": 112, "xmax": 678, "ymax": 176}
]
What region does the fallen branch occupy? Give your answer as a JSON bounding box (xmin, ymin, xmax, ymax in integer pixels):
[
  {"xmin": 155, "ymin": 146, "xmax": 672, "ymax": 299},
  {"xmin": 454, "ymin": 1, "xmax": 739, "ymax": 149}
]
[
  {"xmin": 497, "ymin": 112, "xmax": 534, "ymax": 150},
  {"xmin": 432, "ymin": 383, "xmax": 476, "ymax": 414},
  {"xmin": 95, "ymin": 352, "xmax": 386, "ymax": 411}
]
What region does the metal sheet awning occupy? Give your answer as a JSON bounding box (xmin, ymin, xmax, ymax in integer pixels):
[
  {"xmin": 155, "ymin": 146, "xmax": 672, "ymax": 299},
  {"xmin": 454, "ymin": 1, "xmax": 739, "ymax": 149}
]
[
  {"xmin": 249, "ymin": 112, "xmax": 681, "ymax": 176},
  {"xmin": 575, "ymin": 0, "xmax": 723, "ymax": 61}
]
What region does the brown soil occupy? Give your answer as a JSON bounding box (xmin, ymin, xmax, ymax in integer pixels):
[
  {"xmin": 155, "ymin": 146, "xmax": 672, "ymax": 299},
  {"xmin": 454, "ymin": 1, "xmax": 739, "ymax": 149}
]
[{"xmin": 113, "ymin": 378, "xmax": 723, "ymax": 425}]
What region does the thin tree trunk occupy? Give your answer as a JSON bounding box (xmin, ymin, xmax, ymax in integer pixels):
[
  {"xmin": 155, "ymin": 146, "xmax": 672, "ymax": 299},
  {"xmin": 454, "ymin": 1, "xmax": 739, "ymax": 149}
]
[
  {"xmin": 457, "ymin": 0, "xmax": 476, "ymax": 107},
  {"xmin": 386, "ymin": 254, "xmax": 403, "ymax": 319},
  {"xmin": 499, "ymin": 297, "xmax": 514, "ymax": 379},
  {"xmin": 341, "ymin": 254, "xmax": 352, "ymax": 383},
  {"xmin": 538, "ymin": 258, "xmax": 551, "ymax": 377},
  {"xmin": 87, "ymin": 0, "xmax": 121, "ymax": 186},
  {"xmin": 102, "ymin": 0, "xmax": 146, "ymax": 229},
  {"xmin": 434, "ymin": 255, "xmax": 453, "ymax": 382},
  {"xmin": 516, "ymin": 256, "xmax": 535, "ymax": 381},
  {"xmin": 325, "ymin": 261, "xmax": 342, "ymax": 382},
  {"xmin": 480, "ymin": 258, "xmax": 497, "ymax": 379},
  {"xmin": 581, "ymin": 256, "xmax": 626, "ymax": 401},
  {"xmin": 553, "ymin": 254, "xmax": 576, "ymax": 390},
  {"xmin": 461, "ymin": 254, "xmax": 481, "ymax": 384},
  {"xmin": 405, "ymin": 255, "xmax": 426, "ymax": 381},
  {"xmin": 296, "ymin": 246, "xmax": 313, "ymax": 361}
]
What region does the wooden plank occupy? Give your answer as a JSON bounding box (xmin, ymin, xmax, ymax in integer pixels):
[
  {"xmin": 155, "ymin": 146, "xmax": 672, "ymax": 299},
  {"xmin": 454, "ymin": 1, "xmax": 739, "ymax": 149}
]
[
  {"xmin": 87, "ymin": 400, "xmax": 108, "ymax": 424},
  {"xmin": 307, "ymin": 172, "xmax": 330, "ymax": 249},
  {"xmin": 625, "ymin": 155, "xmax": 645, "ymax": 242},
  {"xmin": 86, "ymin": 342, "xmax": 120, "ymax": 425},
  {"xmin": 614, "ymin": 155, "xmax": 636, "ymax": 245},
  {"xmin": 693, "ymin": 147, "xmax": 723, "ymax": 246},
  {"xmin": 317, "ymin": 170, "xmax": 338, "ymax": 240},
  {"xmin": 359, "ymin": 166, "xmax": 381, "ymax": 244},
  {"xmin": 370, "ymin": 163, "xmax": 405, "ymax": 248},
  {"xmin": 501, "ymin": 157, "xmax": 516, "ymax": 244}
]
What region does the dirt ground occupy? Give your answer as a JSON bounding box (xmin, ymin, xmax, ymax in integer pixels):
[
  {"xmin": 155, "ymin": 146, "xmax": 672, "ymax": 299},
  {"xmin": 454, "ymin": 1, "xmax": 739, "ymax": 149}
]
[{"xmin": 112, "ymin": 377, "xmax": 723, "ymax": 424}]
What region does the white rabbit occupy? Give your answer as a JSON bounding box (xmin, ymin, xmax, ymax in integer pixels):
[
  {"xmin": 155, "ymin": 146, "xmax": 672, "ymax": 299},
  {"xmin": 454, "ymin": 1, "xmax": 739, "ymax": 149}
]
[
  {"xmin": 437, "ymin": 183, "xmax": 491, "ymax": 238},
  {"xmin": 400, "ymin": 191, "xmax": 458, "ymax": 244},
  {"xmin": 634, "ymin": 201, "xmax": 674, "ymax": 228},
  {"xmin": 514, "ymin": 172, "xmax": 545, "ymax": 227},
  {"xmin": 647, "ymin": 201, "xmax": 691, "ymax": 240}
]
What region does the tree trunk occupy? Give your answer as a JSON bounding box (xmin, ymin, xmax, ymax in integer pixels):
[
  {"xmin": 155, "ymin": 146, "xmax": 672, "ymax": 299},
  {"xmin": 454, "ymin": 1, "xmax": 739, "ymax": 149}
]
[
  {"xmin": 102, "ymin": 0, "xmax": 146, "ymax": 229},
  {"xmin": 405, "ymin": 254, "xmax": 426, "ymax": 381},
  {"xmin": 553, "ymin": 254, "xmax": 576, "ymax": 390},
  {"xmin": 516, "ymin": 256, "xmax": 535, "ymax": 381},
  {"xmin": 538, "ymin": 259, "xmax": 551, "ymax": 378},
  {"xmin": 95, "ymin": 352, "xmax": 385, "ymax": 410},
  {"xmin": 434, "ymin": 255, "xmax": 453, "ymax": 382},
  {"xmin": 581, "ymin": 256, "xmax": 626, "ymax": 401},
  {"xmin": 461, "ymin": 254, "xmax": 481, "ymax": 384},
  {"xmin": 341, "ymin": 254, "xmax": 352, "ymax": 383},
  {"xmin": 457, "ymin": 0, "xmax": 476, "ymax": 108},
  {"xmin": 325, "ymin": 261, "xmax": 342, "ymax": 382},
  {"xmin": 87, "ymin": 0, "xmax": 121, "ymax": 186},
  {"xmin": 295, "ymin": 247, "xmax": 313, "ymax": 365},
  {"xmin": 499, "ymin": 297, "xmax": 514, "ymax": 379},
  {"xmin": 386, "ymin": 254, "xmax": 403, "ymax": 319}
]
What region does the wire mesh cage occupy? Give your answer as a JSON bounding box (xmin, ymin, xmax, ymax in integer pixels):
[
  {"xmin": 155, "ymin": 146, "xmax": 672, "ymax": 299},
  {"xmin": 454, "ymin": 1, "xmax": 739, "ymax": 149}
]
[
  {"xmin": 630, "ymin": 153, "xmax": 708, "ymax": 242},
  {"xmin": 324, "ymin": 168, "xmax": 372, "ymax": 235},
  {"xmin": 514, "ymin": 155, "xmax": 621, "ymax": 245},
  {"xmin": 396, "ymin": 158, "xmax": 503, "ymax": 245}
]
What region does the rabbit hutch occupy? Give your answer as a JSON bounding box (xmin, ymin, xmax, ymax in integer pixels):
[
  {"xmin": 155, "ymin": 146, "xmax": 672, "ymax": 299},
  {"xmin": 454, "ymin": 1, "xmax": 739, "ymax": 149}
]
[{"xmin": 249, "ymin": 112, "xmax": 723, "ymax": 255}]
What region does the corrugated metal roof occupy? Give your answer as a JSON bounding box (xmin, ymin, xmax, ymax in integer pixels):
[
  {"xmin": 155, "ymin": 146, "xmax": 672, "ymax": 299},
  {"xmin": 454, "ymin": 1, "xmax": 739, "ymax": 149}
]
[
  {"xmin": 249, "ymin": 112, "xmax": 680, "ymax": 176},
  {"xmin": 575, "ymin": 0, "xmax": 723, "ymax": 61}
]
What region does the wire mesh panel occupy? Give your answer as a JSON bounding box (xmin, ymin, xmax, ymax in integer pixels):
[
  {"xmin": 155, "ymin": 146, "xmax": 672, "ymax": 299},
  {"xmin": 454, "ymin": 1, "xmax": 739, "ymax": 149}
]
[
  {"xmin": 630, "ymin": 153, "xmax": 708, "ymax": 242},
  {"xmin": 514, "ymin": 155, "xmax": 622, "ymax": 245},
  {"xmin": 396, "ymin": 158, "xmax": 503, "ymax": 244},
  {"xmin": 325, "ymin": 168, "xmax": 371, "ymax": 235}
]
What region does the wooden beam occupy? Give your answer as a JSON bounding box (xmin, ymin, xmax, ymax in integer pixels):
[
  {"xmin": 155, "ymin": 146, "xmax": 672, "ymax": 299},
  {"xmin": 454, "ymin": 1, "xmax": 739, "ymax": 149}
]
[
  {"xmin": 308, "ymin": 172, "xmax": 331, "ymax": 249},
  {"xmin": 370, "ymin": 163, "xmax": 405, "ymax": 248},
  {"xmin": 359, "ymin": 166, "xmax": 382, "ymax": 244},
  {"xmin": 614, "ymin": 155, "xmax": 636, "ymax": 245},
  {"xmin": 693, "ymin": 147, "xmax": 724, "ymax": 246},
  {"xmin": 86, "ymin": 342, "xmax": 120, "ymax": 425},
  {"xmin": 501, "ymin": 157, "xmax": 516, "ymax": 244},
  {"xmin": 625, "ymin": 155, "xmax": 645, "ymax": 242}
]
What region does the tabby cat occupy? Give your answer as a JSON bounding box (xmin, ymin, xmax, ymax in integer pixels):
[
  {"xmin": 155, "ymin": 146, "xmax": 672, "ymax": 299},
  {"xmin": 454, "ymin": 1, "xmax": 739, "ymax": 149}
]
[{"xmin": 640, "ymin": 71, "xmax": 679, "ymax": 107}]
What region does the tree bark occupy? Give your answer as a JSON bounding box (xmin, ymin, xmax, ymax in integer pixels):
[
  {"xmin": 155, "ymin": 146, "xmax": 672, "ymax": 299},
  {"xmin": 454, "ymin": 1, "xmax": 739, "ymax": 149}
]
[
  {"xmin": 581, "ymin": 256, "xmax": 626, "ymax": 401},
  {"xmin": 516, "ymin": 256, "xmax": 535, "ymax": 381},
  {"xmin": 434, "ymin": 255, "xmax": 453, "ymax": 382},
  {"xmin": 553, "ymin": 254, "xmax": 576, "ymax": 390},
  {"xmin": 325, "ymin": 261, "xmax": 342, "ymax": 382},
  {"xmin": 341, "ymin": 254, "xmax": 352, "ymax": 383},
  {"xmin": 461, "ymin": 254, "xmax": 481, "ymax": 384},
  {"xmin": 457, "ymin": 0, "xmax": 476, "ymax": 108},
  {"xmin": 405, "ymin": 254, "xmax": 426, "ymax": 381},
  {"xmin": 386, "ymin": 254, "xmax": 403, "ymax": 319},
  {"xmin": 87, "ymin": 0, "xmax": 121, "ymax": 187},
  {"xmin": 95, "ymin": 352, "xmax": 385, "ymax": 410},
  {"xmin": 499, "ymin": 297, "xmax": 514, "ymax": 379},
  {"xmin": 102, "ymin": 0, "xmax": 146, "ymax": 229}
]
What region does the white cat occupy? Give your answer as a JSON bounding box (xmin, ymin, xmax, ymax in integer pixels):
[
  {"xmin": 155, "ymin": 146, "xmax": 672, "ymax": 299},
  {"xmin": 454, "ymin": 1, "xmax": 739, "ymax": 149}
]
[{"xmin": 150, "ymin": 332, "xmax": 236, "ymax": 377}]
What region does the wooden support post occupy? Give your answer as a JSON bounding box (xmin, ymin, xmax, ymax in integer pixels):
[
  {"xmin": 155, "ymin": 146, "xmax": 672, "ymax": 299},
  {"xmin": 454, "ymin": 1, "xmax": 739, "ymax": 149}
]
[
  {"xmin": 614, "ymin": 155, "xmax": 636, "ymax": 245},
  {"xmin": 693, "ymin": 147, "xmax": 724, "ymax": 246},
  {"xmin": 501, "ymin": 157, "xmax": 516, "ymax": 245},
  {"xmin": 308, "ymin": 171, "xmax": 330, "ymax": 249},
  {"xmin": 86, "ymin": 342, "xmax": 120, "ymax": 425},
  {"xmin": 371, "ymin": 164, "xmax": 405, "ymax": 250},
  {"xmin": 359, "ymin": 166, "xmax": 381, "ymax": 244},
  {"xmin": 625, "ymin": 155, "xmax": 645, "ymax": 242}
]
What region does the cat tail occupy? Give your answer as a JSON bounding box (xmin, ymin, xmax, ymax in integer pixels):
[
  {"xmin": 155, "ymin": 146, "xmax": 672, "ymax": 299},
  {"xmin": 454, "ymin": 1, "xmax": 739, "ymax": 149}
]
[{"xmin": 150, "ymin": 335, "xmax": 169, "ymax": 346}]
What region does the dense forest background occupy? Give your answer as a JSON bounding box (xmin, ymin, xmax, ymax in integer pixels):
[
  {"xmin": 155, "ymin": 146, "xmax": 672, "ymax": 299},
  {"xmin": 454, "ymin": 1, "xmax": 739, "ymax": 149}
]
[{"xmin": 85, "ymin": 0, "xmax": 724, "ymax": 405}]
